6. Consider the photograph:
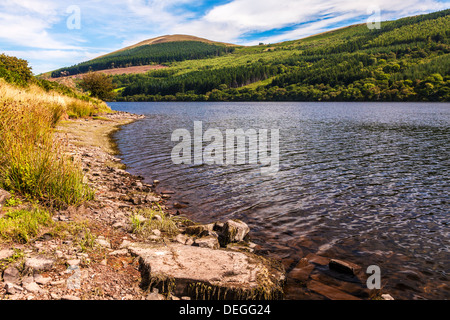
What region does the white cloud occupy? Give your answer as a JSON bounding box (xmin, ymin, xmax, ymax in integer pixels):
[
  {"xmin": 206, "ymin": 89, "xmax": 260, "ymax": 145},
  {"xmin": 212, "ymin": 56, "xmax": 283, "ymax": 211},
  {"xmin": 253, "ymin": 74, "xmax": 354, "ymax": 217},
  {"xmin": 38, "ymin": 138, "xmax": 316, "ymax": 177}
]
[{"xmin": 0, "ymin": 0, "xmax": 448, "ymax": 73}]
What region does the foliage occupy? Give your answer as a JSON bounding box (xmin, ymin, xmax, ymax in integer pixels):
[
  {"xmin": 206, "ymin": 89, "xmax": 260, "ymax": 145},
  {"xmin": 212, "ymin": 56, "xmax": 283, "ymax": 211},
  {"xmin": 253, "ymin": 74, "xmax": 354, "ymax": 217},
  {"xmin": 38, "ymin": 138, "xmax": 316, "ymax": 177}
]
[
  {"xmin": 78, "ymin": 72, "xmax": 116, "ymax": 100},
  {"xmin": 0, "ymin": 80, "xmax": 95, "ymax": 208},
  {"xmin": 0, "ymin": 207, "xmax": 53, "ymax": 243},
  {"xmin": 0, "ymin": 54, "xmax": 33, "ymax": 86},
  {"xmin": 111, "ymin": 9, "xmax": 450, "ymax": 102}
]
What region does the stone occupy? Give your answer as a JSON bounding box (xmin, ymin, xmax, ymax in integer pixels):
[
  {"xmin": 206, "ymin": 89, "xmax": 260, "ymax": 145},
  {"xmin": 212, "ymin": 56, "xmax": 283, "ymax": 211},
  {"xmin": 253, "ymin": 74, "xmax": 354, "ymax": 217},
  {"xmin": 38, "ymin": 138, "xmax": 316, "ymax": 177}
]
[
  {"xmin": 0, "ymin": 249, "xmax": 14, "ymax": 260},
  {"xmin": 185, "ymin": 223, "xmax": 215, "ymax": 236},
  {"xmin": 151, "ymin": 229, "xmax": 161, "ymax": 237},
  {"xmin": 381, "ymin": 294, "xmax": 395, "ymax": 300},
  {"xmin": 305, "ymin": 253, "xmax": 330, "ymax": 266},
  {"xmin": 24, "ymin": 256, "xmax": 54, "ymax": 272},
  {"xmin": 23, "ymin": 281, "xmax": 43, "ymax": 293},
  {"xmin": 34, "ymin": 274, "xmax": 52, "ymax": 285},
  {"xmin": 95, "ymin": 237, "xmax": 111, "ymax": 249},
  {"xmin": 193, "ymin": 236, "xmax": 220, "ymax": 249},
  {"xmin": 61, "ymin": 295, "xmax": 81, "ymax": 300},
  {"xmin": 5, "ymin": 282, "xmax": 23, "ymax": 295},
  {"xmin": 289, "ymin": 263, "xmax": 315, "ymax": 283},
  {"xmin": 218, "ymin": 220, "xmax": 250, "ymax": 247},
  {"xmin": 67, "ymin": 259, "xmax": 81, "ymax": 267},
  {"xmin": 146, "ymin": 292, "xmax": 166, "ymax": 300},
  {"xmin": 307, "ymin": 280, "xmax": 361, "ymax": 300},
  {"xmin": 0, "ymin": 189, "xmax": 12, "ymax": 205},
  {"xmin": 2, "ymin": 266, "xmax": 20, "ymax": 284},
  {"xmin": 129, "ymin": 243, "xmax": 285, "ymax": 299},
  {"xmin": 329, "ymin": 259, "xmax": 361, "ymax": 275},
  {"xmin": 109, "ymin": 249, "xmax": 129, "ymax": 256},
  {"xmin": 145, "ymin": 194, "xmax": 160, "ymax": 203}
]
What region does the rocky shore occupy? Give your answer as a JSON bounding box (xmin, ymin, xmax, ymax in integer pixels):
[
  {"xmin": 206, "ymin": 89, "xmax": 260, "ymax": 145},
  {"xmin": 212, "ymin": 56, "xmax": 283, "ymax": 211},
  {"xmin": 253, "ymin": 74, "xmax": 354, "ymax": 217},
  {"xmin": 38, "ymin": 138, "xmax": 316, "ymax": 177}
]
[
  {"xmin": 0, "ymin": 111, "xmax": 285, "ymax": 300},
  {"xmin": 0, "ymin": 111, "xmax": 394, "ymax": 301}
]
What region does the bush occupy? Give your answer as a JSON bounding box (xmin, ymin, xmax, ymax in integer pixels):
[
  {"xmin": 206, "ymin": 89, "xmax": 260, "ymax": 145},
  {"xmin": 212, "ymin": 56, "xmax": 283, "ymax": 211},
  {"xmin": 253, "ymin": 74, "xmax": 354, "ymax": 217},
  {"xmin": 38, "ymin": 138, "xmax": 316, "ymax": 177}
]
[
  {"xmin": 0, "ymin": 53, "xmax": 33, "ymax": 86},
  {"xmin": 79, "ymin": 72, "xmax": 115, "ymax": 100}
]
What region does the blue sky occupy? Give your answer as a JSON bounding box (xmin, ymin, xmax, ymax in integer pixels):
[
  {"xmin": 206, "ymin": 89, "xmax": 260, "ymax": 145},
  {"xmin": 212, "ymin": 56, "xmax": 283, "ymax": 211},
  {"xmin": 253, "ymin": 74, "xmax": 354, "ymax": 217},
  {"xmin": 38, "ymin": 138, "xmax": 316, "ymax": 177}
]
[{"xmin": 1, "ymin": 0, "xmax": 449, "ymax": 74}]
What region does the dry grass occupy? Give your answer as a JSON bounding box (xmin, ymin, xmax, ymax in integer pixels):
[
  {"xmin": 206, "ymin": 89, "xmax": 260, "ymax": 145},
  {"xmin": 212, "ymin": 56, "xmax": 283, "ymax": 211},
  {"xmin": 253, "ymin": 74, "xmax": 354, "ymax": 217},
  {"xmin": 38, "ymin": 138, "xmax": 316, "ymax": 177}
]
[{"xmin": 0, "ymin": 79, "xmax": 108, "ymax": 208}]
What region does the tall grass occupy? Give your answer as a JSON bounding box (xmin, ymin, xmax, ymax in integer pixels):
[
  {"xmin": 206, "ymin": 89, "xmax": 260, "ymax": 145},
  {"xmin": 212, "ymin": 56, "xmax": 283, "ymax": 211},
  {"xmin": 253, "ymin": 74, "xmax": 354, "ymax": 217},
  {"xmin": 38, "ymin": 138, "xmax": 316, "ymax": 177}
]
[{"xmin": 0, "ymin": 80, "xmax": 106, "ymax": 208}]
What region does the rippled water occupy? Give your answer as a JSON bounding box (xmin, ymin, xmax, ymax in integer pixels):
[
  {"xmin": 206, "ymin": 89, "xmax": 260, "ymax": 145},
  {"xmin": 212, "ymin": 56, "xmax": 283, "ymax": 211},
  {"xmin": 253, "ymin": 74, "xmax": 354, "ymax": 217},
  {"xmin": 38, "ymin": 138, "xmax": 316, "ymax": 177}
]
[{"xmin": 109, "ymin": 101, "xmax": 449, "ymax": 300}]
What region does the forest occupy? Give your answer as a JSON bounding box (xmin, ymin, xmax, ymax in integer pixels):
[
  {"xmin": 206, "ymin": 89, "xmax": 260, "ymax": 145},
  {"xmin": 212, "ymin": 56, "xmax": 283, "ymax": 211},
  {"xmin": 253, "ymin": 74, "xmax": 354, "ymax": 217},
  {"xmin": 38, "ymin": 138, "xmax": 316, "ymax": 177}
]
[
  {"xmin": 52, "ymin": 9, "xmax": 450, "ymax": 102},
  {"xmin": 51, "ymin": 41, "xmax": 235, "ymax": 77}
]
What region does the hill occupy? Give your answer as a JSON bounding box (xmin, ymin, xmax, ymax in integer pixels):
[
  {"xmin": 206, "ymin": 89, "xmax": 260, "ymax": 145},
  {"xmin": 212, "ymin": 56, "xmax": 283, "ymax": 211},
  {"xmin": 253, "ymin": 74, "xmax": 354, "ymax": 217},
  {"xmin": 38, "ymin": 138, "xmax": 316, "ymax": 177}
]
[
  {"xmin": 50, "ymin": 35, "xmax": 237, "ymax": 78},
  {"xmin": 50, "ymin": 9, "xmax": 450, "ymax": 102}
]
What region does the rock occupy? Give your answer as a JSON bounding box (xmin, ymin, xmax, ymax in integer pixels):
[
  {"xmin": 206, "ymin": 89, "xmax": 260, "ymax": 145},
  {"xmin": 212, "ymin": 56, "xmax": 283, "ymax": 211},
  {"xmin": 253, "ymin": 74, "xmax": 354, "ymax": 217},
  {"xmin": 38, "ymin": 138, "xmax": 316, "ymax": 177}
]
[
  {"xmin": 307, "ymin": 280, "xmax": 361, "ymax": 300},
  {"xmin": 329, "ymin": 259, "xmax": 361, "ymax": 275},
  {"xmin": 61, "ymin": 295, "xmax": 81, "ymax": 300},
  {"xmin": 218, "ymin": 220, "xmax": 250, "ymax": 247},
  {"xmin": 129, "ymin": 243, "xmax": 285, "ymax": 299},
  {"xmin": 5, "ymin": 282, "xmax": 23, "ymax": 295},
  {"xmin": 23, "ymin": 281, "xmax": 43, "ymax": 293},
  {"xmin": 305, "ymin": 253, "xmax": 330, "ymax": 266},
  {"xmin": 67, "ymin": 259, "xmax": 81, "ymax": 267},
  {"xmin": 34, "ymin": 274, "xmax": 52, "ymax": 285},
  {"xmin": 152, "ymin": 214, "xmax": 162, "ymax": 221},
  {"xmin": 0, "ymin": 189, "xmax": 12, "ymax": 205},
  {"xmin": 95, "ymin": 237, "xmax": 111, "ymax": 249},
  {"xmin": 185, "ymin": 223, "xmax": 215, "ymax": 237},
  {"xmin": 175, "ymin": 234, "xmax": 189, "ymax": 245},
  {"xmin": 0, "ymin": 249, "xmax": 14, "ymax": 260},
  {"xmin": 193, "ymin": 236, "xmax": 220, "ymax": 249},
  {"xmin": 151, "ymin": 229, "xmax": 161, "ymax": 237},
  {"xmin": 381, "ymin": 293, "xmax": 395, "ymax": 300},
  {"xmin": 109, "ymin": 249, "xmax": 129, "ymax": 256},
  {"xmin": 289, "ymin": 262, "xmax": 315, "ymax": 283},
  {"xmin": 24, "ymin": 256, "xmax": 54, "ymax": 272},
  {"xmin": 145, "ymin": 194, "xmax": 160, "ymax": 203},
  {"xmin": 2, "ymin": 266, "xmax": 20, "ymax": 284}
]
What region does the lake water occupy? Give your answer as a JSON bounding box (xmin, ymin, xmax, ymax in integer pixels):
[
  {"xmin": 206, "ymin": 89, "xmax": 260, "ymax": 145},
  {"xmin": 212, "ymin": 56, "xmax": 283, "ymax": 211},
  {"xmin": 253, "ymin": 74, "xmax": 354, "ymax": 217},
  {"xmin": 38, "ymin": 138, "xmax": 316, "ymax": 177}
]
[{"xmin": 109, "ymin": 101, "xmax": 449, "ymax": 300}]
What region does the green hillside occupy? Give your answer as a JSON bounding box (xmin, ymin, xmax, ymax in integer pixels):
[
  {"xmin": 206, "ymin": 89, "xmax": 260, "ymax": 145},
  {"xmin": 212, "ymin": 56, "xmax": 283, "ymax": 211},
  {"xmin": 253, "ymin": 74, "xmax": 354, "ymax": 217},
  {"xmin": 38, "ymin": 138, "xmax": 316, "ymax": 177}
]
[
  {"xmin": 54, "ymin": 9, "xmax": 450, "ymax": 102},
  {"xmin": 51, "ymin": 38, "xmax": 236, "ymax": 77}
]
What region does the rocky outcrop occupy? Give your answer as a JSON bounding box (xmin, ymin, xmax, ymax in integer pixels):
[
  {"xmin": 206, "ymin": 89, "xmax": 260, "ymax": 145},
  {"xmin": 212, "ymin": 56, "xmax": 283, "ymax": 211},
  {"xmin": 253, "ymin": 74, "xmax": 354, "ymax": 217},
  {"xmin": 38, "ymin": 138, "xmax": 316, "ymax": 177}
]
[{"xmin": 128, "ymin": 242, "xmax": 285, "ymax": 300}]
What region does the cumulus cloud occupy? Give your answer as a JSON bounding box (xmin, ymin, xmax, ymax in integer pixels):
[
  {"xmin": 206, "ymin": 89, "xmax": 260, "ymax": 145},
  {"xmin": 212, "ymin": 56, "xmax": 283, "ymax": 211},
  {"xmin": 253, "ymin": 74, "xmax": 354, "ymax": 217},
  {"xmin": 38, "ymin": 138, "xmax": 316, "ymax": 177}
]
[{"xmin": 0, "ymin": 0, "xmax": 448, "ymax": 73}]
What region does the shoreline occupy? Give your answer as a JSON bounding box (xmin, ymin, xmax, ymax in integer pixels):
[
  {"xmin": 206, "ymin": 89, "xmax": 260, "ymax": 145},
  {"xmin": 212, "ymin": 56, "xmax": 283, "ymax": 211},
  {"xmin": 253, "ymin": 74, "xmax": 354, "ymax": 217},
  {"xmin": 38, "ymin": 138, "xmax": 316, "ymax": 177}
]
[
  {"xmin": 0, "ymin": 111, "xmax": 285, "ymax": 300},
  {"xmin": 0, "ymin": 110, "xmax": 396, "ymax": 300}
]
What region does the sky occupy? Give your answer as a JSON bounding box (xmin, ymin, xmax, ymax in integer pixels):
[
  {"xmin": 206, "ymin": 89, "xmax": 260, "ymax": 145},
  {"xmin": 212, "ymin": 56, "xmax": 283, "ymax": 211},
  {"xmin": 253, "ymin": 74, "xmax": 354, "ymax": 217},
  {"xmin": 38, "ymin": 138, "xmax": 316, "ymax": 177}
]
[{"xmin": 0, "ymin": 0, "xmax": 449, "ymax": 74}]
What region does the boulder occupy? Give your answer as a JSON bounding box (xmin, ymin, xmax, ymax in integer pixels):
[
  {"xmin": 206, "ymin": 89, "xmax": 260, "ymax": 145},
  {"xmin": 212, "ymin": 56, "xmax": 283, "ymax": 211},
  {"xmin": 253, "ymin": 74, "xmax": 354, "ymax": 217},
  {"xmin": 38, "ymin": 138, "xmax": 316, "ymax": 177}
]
[
  {"xmin": 128, "ymin": 242, "xmax": 285, "ymax": 300},
  {"xmin": 193, "ymin": 236, "xmax": 220, "ymax": 249},
  {"xmin": 2, "ymin": 266, "xmax": 20, "ymax": 284},
  {"xmin": 218, "ymin": 220, "xmax": 250, "ymax": 247}
]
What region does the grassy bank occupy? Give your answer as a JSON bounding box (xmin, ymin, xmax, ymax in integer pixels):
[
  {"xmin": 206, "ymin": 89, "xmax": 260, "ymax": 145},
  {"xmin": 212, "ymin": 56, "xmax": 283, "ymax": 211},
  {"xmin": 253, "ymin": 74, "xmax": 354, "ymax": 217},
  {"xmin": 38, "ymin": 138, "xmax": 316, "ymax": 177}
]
[{"xmin": 0, "ymin": 78, "xmax": 110, "ymax": 209}]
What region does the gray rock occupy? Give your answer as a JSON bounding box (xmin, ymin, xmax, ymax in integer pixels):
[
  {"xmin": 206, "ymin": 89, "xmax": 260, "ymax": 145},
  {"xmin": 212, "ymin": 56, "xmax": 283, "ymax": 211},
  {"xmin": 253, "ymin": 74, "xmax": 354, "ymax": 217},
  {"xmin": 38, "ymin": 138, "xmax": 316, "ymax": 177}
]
[
  {"xmin": 23, "ymin": 281, "xmax": 43, "ymax": 293},
  {"xmin": 129, "ymin": 242, "xmax": 285, "ymax": 299},
  {"xmin": 193, "ymin": 236, "xmax": 220, "ymax": 249},
  {"xmin": 2, "ymin": 266, "xmax": 20, "ymax": 284},
  {"xmin": 95, "ymin": 237, "xmax": 111, "ymax": 249},
  {"xmin": 0, "ymin": 249, "xmax": 14, "ymax": 260},
  {"xmin": 24, "ymin": 256, "xmax": 54, "ymax": 272},
  {"xmin": 5, "ymin": 282, "xmax": 23, "ymax": 295},
  {"xmin": 218, "ymin": 220, "xmax": 250, "ymax": 247}
]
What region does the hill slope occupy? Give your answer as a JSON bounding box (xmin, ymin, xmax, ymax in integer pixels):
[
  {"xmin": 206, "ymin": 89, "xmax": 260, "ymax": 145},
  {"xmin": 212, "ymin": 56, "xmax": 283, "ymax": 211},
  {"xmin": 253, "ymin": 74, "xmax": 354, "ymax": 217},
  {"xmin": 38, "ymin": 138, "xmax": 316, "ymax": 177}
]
[
  {"xmin": 51, "ymin": 35, "xmax": 237, "ymax": 78},
  {"xmin": 51, "ymin": 9, "xmax": 450, "ymax": 102}
]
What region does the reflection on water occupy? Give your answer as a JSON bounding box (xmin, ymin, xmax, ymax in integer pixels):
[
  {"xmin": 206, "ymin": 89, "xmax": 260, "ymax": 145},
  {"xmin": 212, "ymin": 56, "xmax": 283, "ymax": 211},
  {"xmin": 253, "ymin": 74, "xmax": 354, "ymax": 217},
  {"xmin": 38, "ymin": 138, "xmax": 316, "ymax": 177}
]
[{"xmin": 109, "ymin": 101, "xmax": 450, "ymax": 300}]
